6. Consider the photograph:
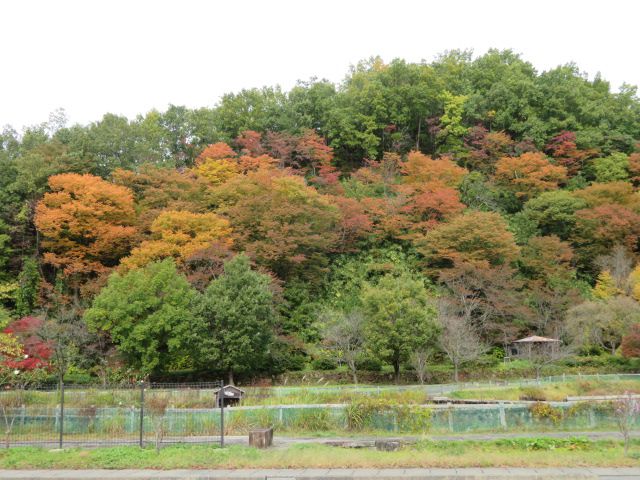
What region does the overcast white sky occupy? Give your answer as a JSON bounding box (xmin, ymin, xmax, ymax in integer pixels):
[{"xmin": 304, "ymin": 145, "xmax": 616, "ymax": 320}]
[{"xmin": 2, "ymin": 0, "xmax": 639, "ymax": 130}]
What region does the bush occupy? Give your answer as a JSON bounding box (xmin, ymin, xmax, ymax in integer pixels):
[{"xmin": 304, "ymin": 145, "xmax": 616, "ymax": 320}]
[
  {"xmin": 355, "ymin": 355, "xmax": 383, "ymax": 372},
  {"xmin": 529, "ymin": 402, "xmax": 562, "ymax": 424},
  {"xmin": 489, "ymin": 346, "xmax": 505, "ymax": 361},
  {"xmin": 345, "ymin": 398, "xmax": 431, "ymax": 433},
  {"xmin": 519, "ymin": 387, "xmax": 547, "ymax": 401},
  {"xmin": 269, "ymin": 340, "xmax": 307, "ymax": 374},
  {"xmin": 311, "ymin": 357, "xmax": 338, "ymax": 371},
  {"xmin": 496, "ymin": 436, "xmax": 591, "ymax": 451}
]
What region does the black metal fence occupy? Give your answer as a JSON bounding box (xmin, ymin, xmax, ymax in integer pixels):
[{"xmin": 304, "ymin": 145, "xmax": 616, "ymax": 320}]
[{"xmin": 0, "ymin": 381, "xmax": 225, "ymax": 448}]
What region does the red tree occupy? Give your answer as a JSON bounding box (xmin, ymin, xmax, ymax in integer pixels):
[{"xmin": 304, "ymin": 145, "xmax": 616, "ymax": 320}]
[
  {"xmin": 621, "ymin": 324, "xmax": 640, "ymax": 358},
  {"xmin": 235, "ymin": 130, "xmax": 264, "ymax": 156},
  {"xmin": 3, "ymin": 317, "xmax": 51, "ymax": 370},
  {"xmin": 545, "ymin": 131, "xmax": 597, "ymax": 176}
]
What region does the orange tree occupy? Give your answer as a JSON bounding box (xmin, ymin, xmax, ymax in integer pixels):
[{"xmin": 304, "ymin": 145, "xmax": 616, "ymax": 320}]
[
  {"xmin": 418, "ymin": 211, "xmax": 520, "ymax": 270},
  {"xmin": 494, "ymin": 152, "xmax": 567, "ymax": 201},
  {"xmin": 213, "ymin": 168, "xmax": 340, "ymax": 281},
  {"xmin": 35, "ymin": 173, "xmax": 137, "ymax": 288}
]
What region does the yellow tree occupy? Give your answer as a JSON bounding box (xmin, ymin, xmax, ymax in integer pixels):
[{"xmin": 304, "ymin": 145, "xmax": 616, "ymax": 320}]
[
  {"xmin": 627, "ymin": 266, "xmax": 640, "ymax": 301},
  {"xmin": 121, "ymin": 211, "xmax": 233, "ymax": 270},
  {"xmin": 193, "ymin": 141, "xmax": 278, "ymax": 185},
  {"xmin": 592, "ymin": 270, "xmax": 621, "ymax": 300}
]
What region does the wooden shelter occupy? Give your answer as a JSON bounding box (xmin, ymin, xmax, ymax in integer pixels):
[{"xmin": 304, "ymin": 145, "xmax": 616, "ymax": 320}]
[
  {"xmin": 214, "ymin": 385, "xmax": 245, "ymax": 407},
  {"xmin": 507, "ymin": 335, "xmax": 561, "ymax": 361}
]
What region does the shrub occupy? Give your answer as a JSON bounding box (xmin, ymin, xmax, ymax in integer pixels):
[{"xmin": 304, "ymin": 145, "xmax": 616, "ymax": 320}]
[
  {"xmin": 345, "ymin": 398, "xmax": 431, "ymax": 433},
  {"xmin": 311, "ymin": 357, "xmax": 338, "ymax": 371},
  {"xmin": 529, "ymin": 402, "xmax": 562, "ymax": 424},
  {"xmin": 355, "ymin": 355, "xmax": 383, "ymax": 372},
  {"xmin": 621, "ymin": 324, "xmax": 640, "ymax": 359},
  {"xmin": 290, "ymin": 408, "xmax": 334, "ymax": 431},
  {"xmin": 519, "ymin": 387, "xmax": 547, "ymax": 401},
  {"xmin": 496, "ymin": 436, "xmax": 590, "ymax": 450}
]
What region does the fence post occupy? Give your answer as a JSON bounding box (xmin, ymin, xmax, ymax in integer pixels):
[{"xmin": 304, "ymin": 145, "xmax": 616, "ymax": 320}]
[
  {"xmin": 58, "ymin": 380, "xmax": 64, "ymax": 449},
  {"xmin": 499, "ymin": 402, "xmax": 507, "ymax": 430},
  {"xmin": 219, "ymin": 389, "xmax": 225, "ymax": 448},
  {"xmin": 139, "ymin": 381, "xmax": 145, "ymax": 448}
]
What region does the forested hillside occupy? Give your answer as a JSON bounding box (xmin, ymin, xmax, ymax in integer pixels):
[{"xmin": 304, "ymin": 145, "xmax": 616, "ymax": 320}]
[{"xmin": 1, "ymin": 50, "xmax": 640, "ymax": 384}]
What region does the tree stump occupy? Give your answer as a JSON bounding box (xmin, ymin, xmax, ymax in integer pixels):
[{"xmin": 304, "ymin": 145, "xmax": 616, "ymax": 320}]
[{"xmin": 249, "ymin": 427, "xmax": 273, "ymax": 448}]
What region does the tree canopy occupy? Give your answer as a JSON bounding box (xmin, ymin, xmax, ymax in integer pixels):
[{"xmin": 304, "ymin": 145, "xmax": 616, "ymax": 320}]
[{"xmin": 1, "ymin": 50, "xmax": 639, "ymax": 382}]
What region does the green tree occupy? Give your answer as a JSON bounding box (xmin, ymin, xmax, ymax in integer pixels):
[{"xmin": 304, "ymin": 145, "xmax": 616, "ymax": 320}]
[
  {"xmin": 591, "ymin": 152, "xmax": 630, "ymax": 182},
  {"xmin": 361, "ymin": 273, "xmax": 439, "ymax": 382},
  {"xmin": 437, "ymin": 91, "xmax": 468, "ymax": 153},
  {"xmin": 518, "ymin": 191, "xmax": 587, "ymax": 240},
  {"xmin": 84, "ymin": 259, "xmax": 197, "ymax": 375},
  {"xmin": 14, "ymin": 258, "xmax": 40, "ymax": 317},
  {"xmin": 193, "ymin": 255, "xmax": 276, "ymax": 384},
  {"xmin": 0, "ymin": 221, "xmax": 11, "ymax": 278}
]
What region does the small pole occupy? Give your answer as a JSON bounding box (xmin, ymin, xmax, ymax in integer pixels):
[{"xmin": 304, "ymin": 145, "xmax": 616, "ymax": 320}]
[
  {"xmin": 139, "ymin": 381, "xmax": 145, "ymax": 448},
  {"xmin": 220, "ymin": 385, "xmax": 225, "ymax": 448},
  {"xmin": 59, "ymin": 379, "xmax": 64, "ymax": 449}
]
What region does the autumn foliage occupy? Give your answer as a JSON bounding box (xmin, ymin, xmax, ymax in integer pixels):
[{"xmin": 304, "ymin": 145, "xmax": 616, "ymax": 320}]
[
  {"xmin": 5, "ymin": 52, "xmax": 640, "ymax": 381},
  {"xmin": 214, "ymin": 168, "xmax": 340, "ymax": 280},
  {"xmin": 494, "ymin": 152, "xmax": 567, "ymax": 199},
  {"xmin": 621, "ymin": 324, "xmax": 640, "ymax": 358},
  {"xmin": 35, "ymin": 173, "xmax": 137, "ymax": 283},
  {"xmin": 122, "ymin": 210, "xmax": 233, "ymax": 269},
  {"xmin": 3, "ymin": 317, "xmax": 51, "ymax": 371},
  {"xmin": 419, "ymin": 211, "xmax": 520, "ymax": 268}
]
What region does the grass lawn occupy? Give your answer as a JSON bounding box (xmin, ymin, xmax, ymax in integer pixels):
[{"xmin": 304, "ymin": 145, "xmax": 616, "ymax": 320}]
[
  {"xmin": 448, "ymin": 379, "xmax": 640, "ymax": 402},
  {"xmin": 0, "ymin": 438, "xmax": 638, "ymax": 469}
]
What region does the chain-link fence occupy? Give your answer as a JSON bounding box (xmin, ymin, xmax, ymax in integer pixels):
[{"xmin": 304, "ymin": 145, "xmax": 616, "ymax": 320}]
[
  {"xmin": 0, "ymin": 381, "xmax": 224, "ymax": 448},
  {"xmin": 204, "ymin": 401, "xmax": 636, "ymax": 434},
  {"xmin": 0, "ymin": 376, "xmax": 636, "ymax": 447}
]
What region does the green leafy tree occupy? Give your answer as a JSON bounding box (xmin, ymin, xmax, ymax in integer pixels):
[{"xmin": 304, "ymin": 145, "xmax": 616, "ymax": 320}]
[
  {"xmin": 84, "ymin": 259, "xmax": 197, "ymax": 375},
  {"xmin": 14, "ymin": 258, "xmax": 40, "ymax": 317},
  {"xmin": 437, "ymin": 91, "xmax": 468, "ymax": 154},
  {"xmin": 518, "ymin": 191, "xmax": 588, "ymax": 240},
  {"xmin": 591, "ymin": 152, "xmax": 630, "ymax": 182},
  {"xmin": 193, "ymin": 255, "xmax": 276, "ymax": 384},
  {"xmin": 0, "ymin": 221, "xmax": 11, "ymax": 278},
  {"xmin": 361, "ymin": 273, "xmax": 439, "ymax": 382}
]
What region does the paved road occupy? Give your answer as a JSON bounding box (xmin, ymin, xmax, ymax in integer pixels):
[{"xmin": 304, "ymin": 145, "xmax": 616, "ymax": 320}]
[{"xmin": 0, "ymin": 467, "xmax": 638, "ymax": 479}]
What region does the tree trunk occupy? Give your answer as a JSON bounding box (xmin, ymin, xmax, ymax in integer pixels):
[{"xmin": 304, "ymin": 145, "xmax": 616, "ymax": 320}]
[
  {"xmin": 624, "ymin": 433, "xmax": 629, "ymax": 457},
  {"xmin": 454, "ymin": 364, "xmax": 459, "ymax": 383},
  {"xmin": 228, "ymin": 370, "xmax": 234, "ymax": 386},
  {"xmin": 350, "ymin": 368, "xmax": 358, "ymax": 385},
  {"xmin": 393, "ymin": 361, "xmax": 400, "ymax": 384}
]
